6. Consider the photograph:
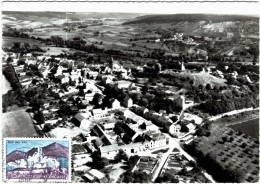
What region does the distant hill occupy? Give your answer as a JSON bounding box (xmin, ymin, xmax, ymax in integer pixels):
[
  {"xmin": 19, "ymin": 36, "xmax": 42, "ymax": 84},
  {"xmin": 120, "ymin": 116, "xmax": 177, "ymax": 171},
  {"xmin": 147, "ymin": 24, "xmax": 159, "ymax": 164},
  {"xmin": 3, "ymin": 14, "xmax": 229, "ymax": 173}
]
[
  {"xmin": 42, "ymin": 142, "xmax": 69, "ymax": 158},
  {"xmin": 7, "ymin": 142, "xmax": 68, "ymax": 163},
  {"xmin": 2, "ymin": 11, "xmax": 142, "ymax": 21},
  {"xmin": 123, "ymin": 14, "xmax": 258, "ymax": 25},
  {"xmin": 7, "ymin": 150, "xmax": 27, "ymax": 163}
]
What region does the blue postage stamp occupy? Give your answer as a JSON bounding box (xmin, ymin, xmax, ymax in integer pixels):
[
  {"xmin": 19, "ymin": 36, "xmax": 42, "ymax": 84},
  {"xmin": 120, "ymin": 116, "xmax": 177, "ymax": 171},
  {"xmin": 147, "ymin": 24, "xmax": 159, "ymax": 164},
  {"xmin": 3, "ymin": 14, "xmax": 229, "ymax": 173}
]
[{"xmin": 3, "ymin": 138, "xmax": 71, "ymax": 182}]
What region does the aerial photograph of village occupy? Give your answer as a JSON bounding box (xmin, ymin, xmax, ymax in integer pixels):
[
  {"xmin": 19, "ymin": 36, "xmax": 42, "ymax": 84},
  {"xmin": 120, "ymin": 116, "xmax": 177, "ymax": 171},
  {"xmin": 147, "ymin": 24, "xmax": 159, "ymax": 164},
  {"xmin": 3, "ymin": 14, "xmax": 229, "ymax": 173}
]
[{"xmin": 1, "ymin": 5, "xmax": 259, "ymax": 183}]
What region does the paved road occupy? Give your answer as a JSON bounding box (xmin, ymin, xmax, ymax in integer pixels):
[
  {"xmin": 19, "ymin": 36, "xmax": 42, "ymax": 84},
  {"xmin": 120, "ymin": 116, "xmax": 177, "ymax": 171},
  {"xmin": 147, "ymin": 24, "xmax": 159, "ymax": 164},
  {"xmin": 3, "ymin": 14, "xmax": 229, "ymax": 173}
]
[
  {"xmin": 208, "ymin": 107, "xmax": 257, "ymax": 121},
  {"xmin": 2, "ymin": 108, "xmax": 38, "ymax": 137}
]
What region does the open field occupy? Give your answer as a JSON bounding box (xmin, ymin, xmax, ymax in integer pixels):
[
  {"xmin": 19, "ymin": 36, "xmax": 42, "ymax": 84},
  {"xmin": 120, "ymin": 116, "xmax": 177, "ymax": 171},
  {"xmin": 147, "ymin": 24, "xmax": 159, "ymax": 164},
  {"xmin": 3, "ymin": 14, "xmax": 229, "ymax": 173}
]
[
  {"xmin": 211, "ymin": 109, "xmax": 259, "ymax": 140},
  {"xmin": 40, "ymin": 46, "xmax": 81, "ymax": 55},
  {"xmin": 182, "ymin": 71, "xmax": 227, "ymax": 87},
  {"xmin": 2, "ymin": 108, "xmax": 38, "ymax": 137},
  {"xmin": 163, "ymin": 70, "xmax": 227, "ymax": 88},
  {"xmin": 229, "ymin": 118, "xmax": 259, "ymax": 140},
  {"xmin": 2, "ymin": 12, "xmax": 139, "ymax": 52}
]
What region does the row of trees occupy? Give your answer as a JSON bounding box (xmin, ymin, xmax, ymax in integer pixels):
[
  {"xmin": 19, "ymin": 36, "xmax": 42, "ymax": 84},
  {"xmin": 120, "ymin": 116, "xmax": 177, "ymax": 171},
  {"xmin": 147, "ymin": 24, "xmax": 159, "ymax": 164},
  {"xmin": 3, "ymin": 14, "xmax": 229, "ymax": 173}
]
[
  {"xmin": 103, "ymin": 84, "xmax": 181, "ymax": 113},
  {"xmin": 85, "ymin": 150, "xmax": 145, "ymax": 182},
  {"xmin": 196, "ymin": 93, "xmax": 258, "ymax": 115},
  {"xmin": 3, "ymin": 28, "xmax": 30, "ymax": 38},
  {"xmin": 2, "ymin": 64, "xmax": 27, "ymax": 110}
]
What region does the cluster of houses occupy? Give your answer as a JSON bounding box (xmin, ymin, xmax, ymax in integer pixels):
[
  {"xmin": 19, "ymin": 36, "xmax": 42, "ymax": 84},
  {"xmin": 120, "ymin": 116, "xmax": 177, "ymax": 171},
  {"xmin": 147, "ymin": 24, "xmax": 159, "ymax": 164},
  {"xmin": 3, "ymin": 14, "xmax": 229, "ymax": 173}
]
[
  {"xmin": 155, "ymin": 32, "xmax": 200, "ymax": 46},
  {"xmin": 3, "ymin": 49, "xmax": 204, "ymax": 182}
]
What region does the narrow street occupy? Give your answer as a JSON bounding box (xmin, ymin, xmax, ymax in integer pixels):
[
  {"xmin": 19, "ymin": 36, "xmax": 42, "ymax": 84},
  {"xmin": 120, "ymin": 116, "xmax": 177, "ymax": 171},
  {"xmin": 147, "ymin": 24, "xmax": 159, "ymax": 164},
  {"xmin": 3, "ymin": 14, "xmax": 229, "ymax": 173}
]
[
  {"xmin": 151, "ymin": 139, "xmax": 178, "ymax": 182},
  {"xmin": 170, "ymin": 138, "xmax": 216, "ymax": 183},
  {"xmin": 151, "ymin": 137, "xmax": 216, "ymax": 183}
]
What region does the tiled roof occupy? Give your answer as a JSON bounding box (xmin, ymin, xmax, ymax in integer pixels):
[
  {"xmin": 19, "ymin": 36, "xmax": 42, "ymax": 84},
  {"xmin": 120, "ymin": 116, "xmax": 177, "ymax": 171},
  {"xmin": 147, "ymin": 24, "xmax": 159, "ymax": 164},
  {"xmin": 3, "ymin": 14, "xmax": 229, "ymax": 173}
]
[
  {"xmin": 94, "ymin": 138, "xmax": 103, "ymax": 148},
  {"xmin": 75, "ymin": 113, "xmax": 85, "ymax": 122},
  {"xmin": 100, "ymin": 144, "xmax": 119, "ymax": 153},
  {"xmin": 72, "ymin": 144, "xmax": 86, "ymax": 153},
  {"xmin": 92, "ymin": 109, "xmax": 103, "ymax": 115}
]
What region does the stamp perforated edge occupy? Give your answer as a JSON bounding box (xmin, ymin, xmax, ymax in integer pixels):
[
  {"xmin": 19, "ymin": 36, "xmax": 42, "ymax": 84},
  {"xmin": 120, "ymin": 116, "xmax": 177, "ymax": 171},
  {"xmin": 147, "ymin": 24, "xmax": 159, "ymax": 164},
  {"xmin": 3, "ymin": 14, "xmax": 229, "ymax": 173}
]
[{"xmin": 3, "ymin": 137, "xmax": 72, "ymax": 183}]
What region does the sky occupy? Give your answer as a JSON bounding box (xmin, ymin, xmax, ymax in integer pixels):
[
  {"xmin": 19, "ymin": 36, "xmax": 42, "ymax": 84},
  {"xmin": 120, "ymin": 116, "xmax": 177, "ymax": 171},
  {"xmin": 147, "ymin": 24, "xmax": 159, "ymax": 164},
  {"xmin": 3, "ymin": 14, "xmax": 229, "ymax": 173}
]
[
  {"xmin": 5, "ymin": 139, "xmax": 69, "ymax": 154},
  {"xmin": 1, "ymin": 2, "xmax": 259, "ymax": 16}
]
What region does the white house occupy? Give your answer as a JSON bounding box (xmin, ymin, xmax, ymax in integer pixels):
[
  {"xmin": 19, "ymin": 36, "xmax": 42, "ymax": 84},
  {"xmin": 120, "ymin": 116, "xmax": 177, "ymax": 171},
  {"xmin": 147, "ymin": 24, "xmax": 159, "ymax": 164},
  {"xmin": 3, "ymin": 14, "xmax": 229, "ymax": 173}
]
[
  {"xmin": 111, "ymin": 99, "xmax": 120, "ymax": 110},
  {"xmin": 71, "ymin": 113, "xmax": 91, "ymax": 130},
  {"xmin": 169, "ymin": 124, "xmax": 181, "ymax": 135},
  {"xmin": 91, "ymin": 109, "xmax": 106, "ymax": 118},
  {"xmin": 85, "ymin": 92, "xmax": 96, "ymax": 102},
  {"xmin": 124, "ymin": 97, "xmax": 133, "ymax": 108},
  {"xmin": 185, "ymin": 123, "xmax": 196, "ymax": 132},
  {"xmin": 116, "ymin": 80, "xmax": 135, "ymax": 89},
  {"xmin": 100, "ymin": 132, "xmax": 169, "ymax": 159},
  {"xmin": 84, "ymin": 169, "xmax": 106, "ymax": 182}
]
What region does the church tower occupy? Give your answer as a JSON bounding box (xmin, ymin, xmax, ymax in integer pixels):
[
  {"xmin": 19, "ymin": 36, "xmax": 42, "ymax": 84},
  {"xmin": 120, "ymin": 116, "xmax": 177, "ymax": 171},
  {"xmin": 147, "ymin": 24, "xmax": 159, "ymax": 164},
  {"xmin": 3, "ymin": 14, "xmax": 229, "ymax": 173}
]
[{"xmin": 38, "ymin": 147, "xmax": 43, "ymax": 162}]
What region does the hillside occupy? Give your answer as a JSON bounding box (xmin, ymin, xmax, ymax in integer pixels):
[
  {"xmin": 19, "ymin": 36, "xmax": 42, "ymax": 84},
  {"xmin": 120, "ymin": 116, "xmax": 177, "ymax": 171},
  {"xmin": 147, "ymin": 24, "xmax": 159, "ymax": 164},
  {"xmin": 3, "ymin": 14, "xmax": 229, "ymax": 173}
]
[
  {"xmin": 123, "ymin": 14, "xmax": 259, "ymax": 40},
  {"xmin": 123, "ymin": 14, "xmax": 258, "ymax": 25},
  {"xmin": 7, "ymin": 150, "xmax": 27, "ymax": 163}
]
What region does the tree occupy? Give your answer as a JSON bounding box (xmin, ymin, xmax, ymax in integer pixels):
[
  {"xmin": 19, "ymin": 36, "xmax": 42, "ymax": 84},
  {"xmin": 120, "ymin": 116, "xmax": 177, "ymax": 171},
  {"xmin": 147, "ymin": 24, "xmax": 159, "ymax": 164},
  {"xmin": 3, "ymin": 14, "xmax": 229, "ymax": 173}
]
[
  {"xmin": 142, "ymin": 83, "xmax": 149, "ymax": 92},
  {"xmin": 198, "ymin": 84, "xmax": 204, "ymax": 91},
  {"xmin": 206, "ymin": 83, "xmax": 212, "ymax": 90},
  {"xmin": 114, "ymin": 122, "xmax": 125, "ymax": 135},
  {"xmin": 170, "ymin": 116, "xmax": 178, "ymax": 122},
  {"xmin": 133, "ymin": 170, "xmax": 149, "ymax": 183},
  {"xmin": 140, "ymin": 97, "xmax": 148, "ymax": 107},
  {"xmin": 114, "ymin": 149, "xmax": 128, "ymax": 162},
  {"xmin": 180, "ymin": 125, "xmax": 189, "ymax": 132},
  {"xmin": 91, "ymin": 93, "xmax": 103, "ymax": 105},
  {"xmin": 94, "ymin": 31, "xmax": 100, "ymax": 36},
  {"xmin": 42, "ymin": 123, "xmax": 53, "ymax": 133},
  {"xmin": 119, "ymin": 115, "xmax": 126, "ymax": 121},
  {"xmin": 189, "ymin": 80, "xmax": 194, "ymax": 86},
  {"xmin": 6, "ymin": 57, "xmax": 13, "ymax": 64},
  {"xmin": 194, "ymin": 95, "xmax": 200, "ymax": 103},
  {"xmin": 34, "ymin": 111, "xmax": 45, "ymax": 124},
  {"xmin": 123, "ymin": 170, "xmax": 133, "ymax": 183},
  {"xmin": 178, "ymin": 166, "xmax": 189, "ymax": 176},
  {"xmin": 29, "ymin": 98, "xmax": 43, "ymax": 110},
  {"xmin": 91, "ymin": 151, "xmax": 108, "ymax": 169},
  {"xmin": 196, "ymin": 125, "xmax": 208, "ymax": 136},
  {"xmin": 128, "ymin": 155, "xmax": 140, "ymax": 170},
  {"xmin": 139, "ymin": 122, "xmax": 146, "ymax": 130},
  {"xmin": 13, "ymin": 42, "xmax": 21, "ymax": 49},
  {"xmin": 170, "ymin": 176, "xmax": 179, "ymax": 183}
]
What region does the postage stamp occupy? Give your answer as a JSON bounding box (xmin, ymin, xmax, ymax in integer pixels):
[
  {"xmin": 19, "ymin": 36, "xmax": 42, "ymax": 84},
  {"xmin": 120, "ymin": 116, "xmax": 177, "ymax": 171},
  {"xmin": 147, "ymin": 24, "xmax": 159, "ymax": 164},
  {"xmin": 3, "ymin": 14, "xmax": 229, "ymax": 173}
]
[{"xmin": 3, "ymin": 138, "xmax": 71, "ymax": 182}]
